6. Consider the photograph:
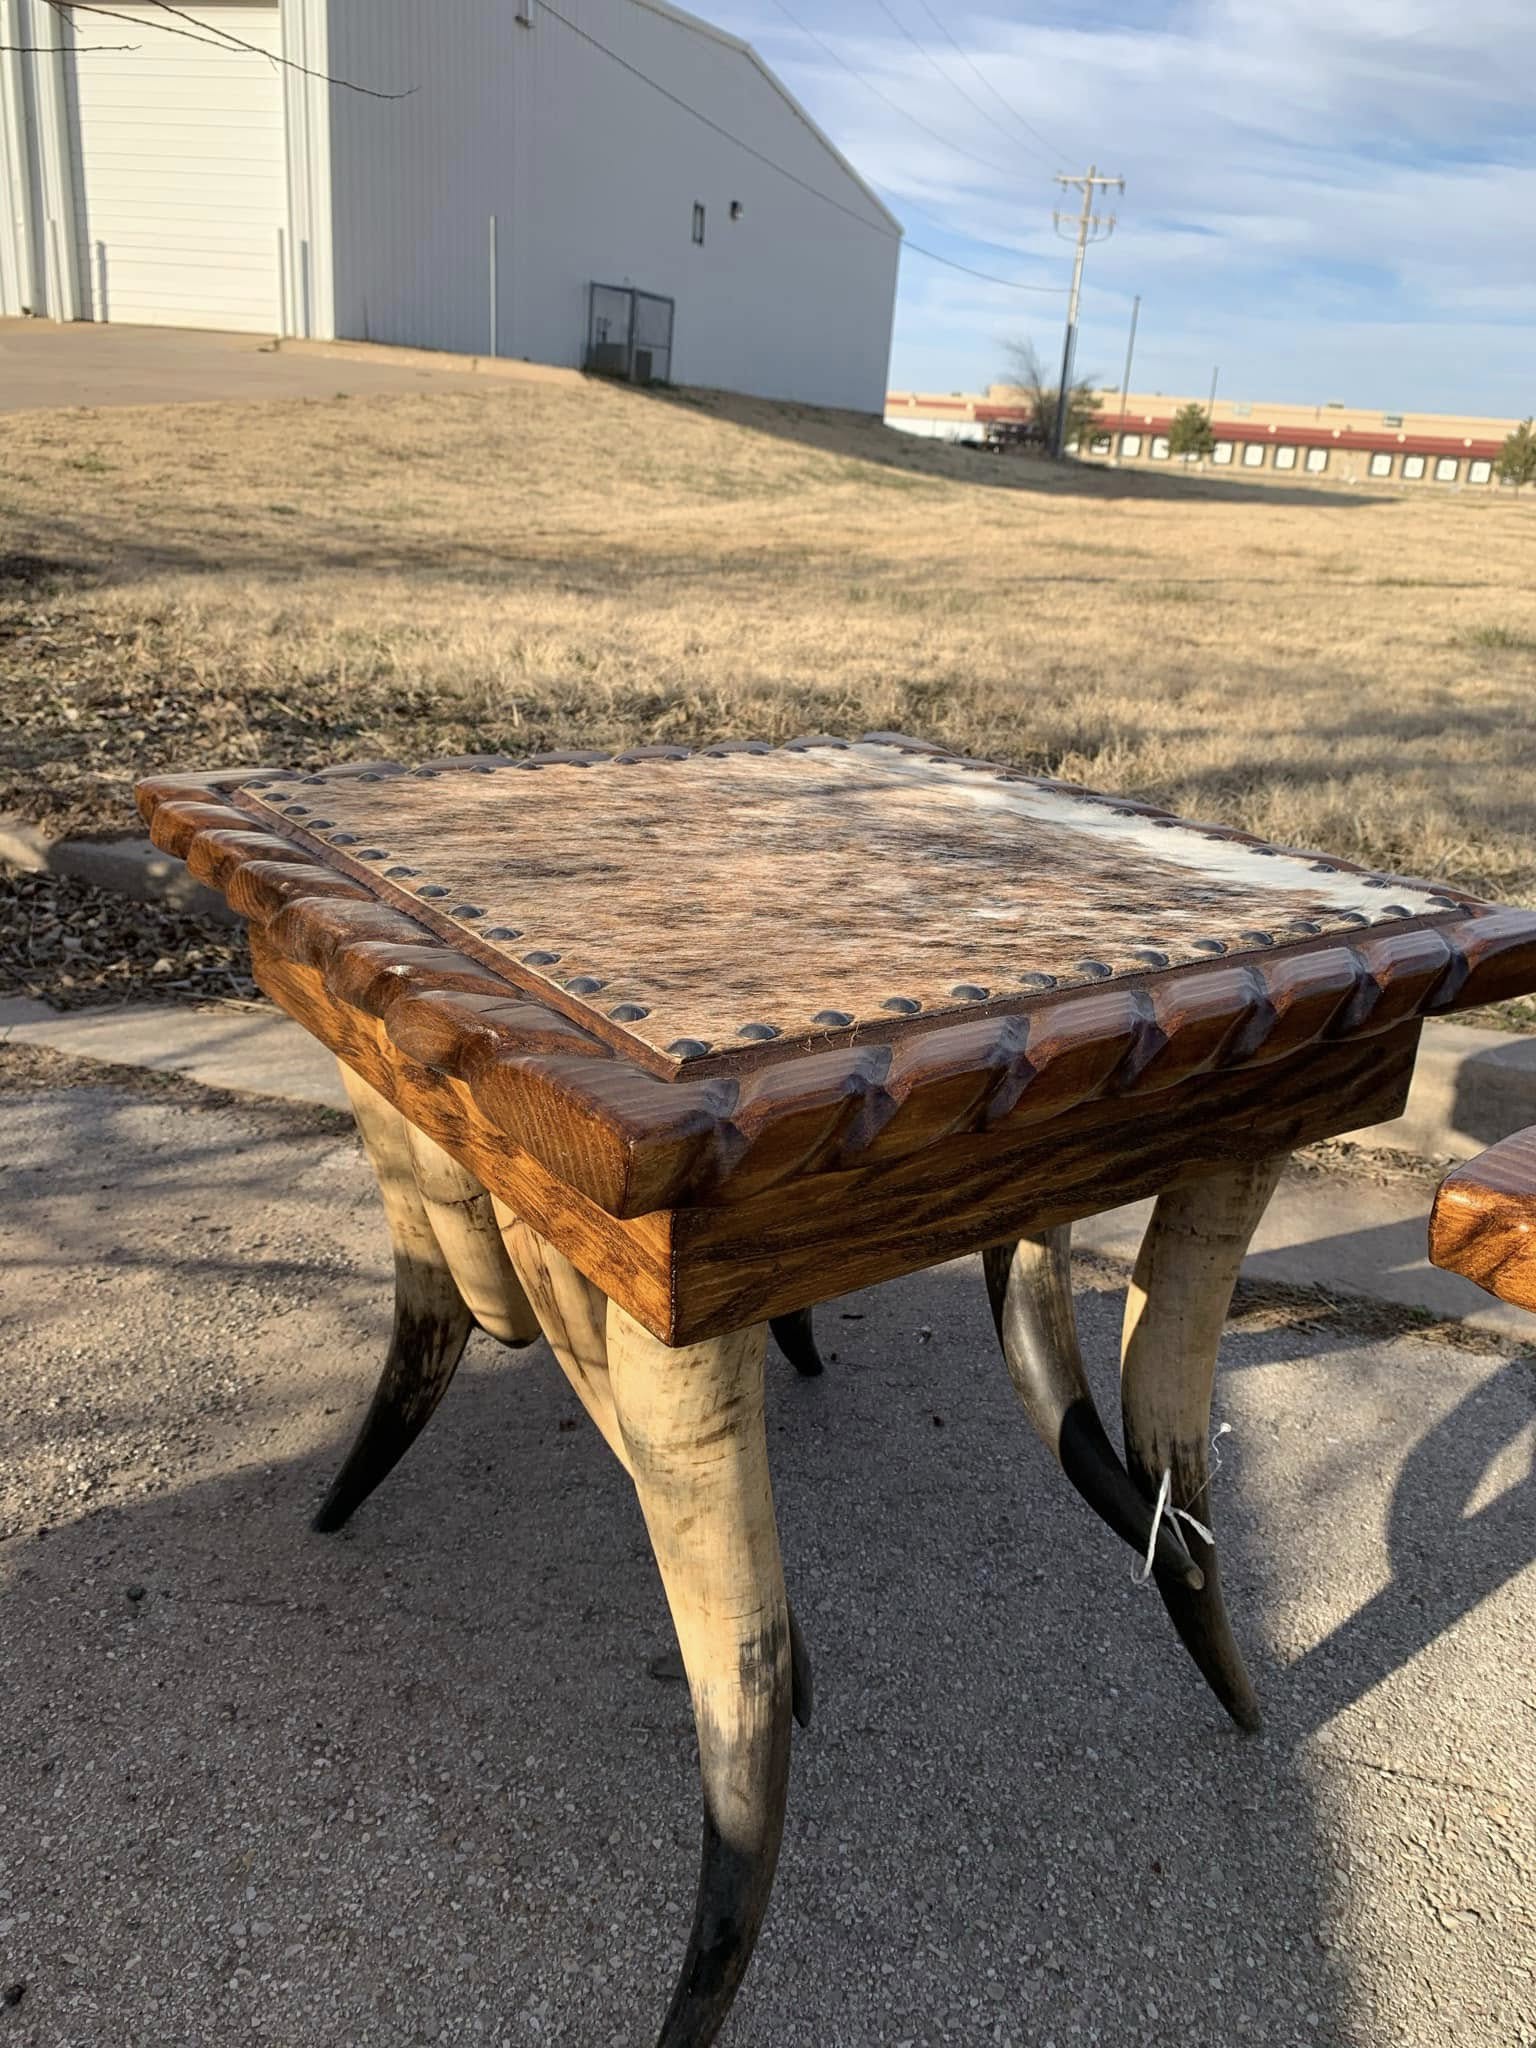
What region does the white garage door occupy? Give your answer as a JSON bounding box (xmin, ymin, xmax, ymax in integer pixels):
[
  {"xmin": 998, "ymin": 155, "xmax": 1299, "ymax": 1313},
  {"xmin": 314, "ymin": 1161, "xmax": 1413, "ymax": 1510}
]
[{"xmin": 70, "ymin": 4, "xmax": 285, "ymax": 332}]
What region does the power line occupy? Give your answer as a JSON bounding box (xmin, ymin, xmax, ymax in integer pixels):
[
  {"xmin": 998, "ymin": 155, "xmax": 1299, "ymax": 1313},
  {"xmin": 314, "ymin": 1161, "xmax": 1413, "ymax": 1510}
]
[
  {"xmin": 768, "ymin": 0, "xmax": 1072, "ymax": 288},
  {"xmin": 536, "ymin": 0, "xmax": 1067, "ymax": 293},
  {"xmin": 43, "ymin": 0, "xmax": 413, "ymax": 95},
  {"xmin": 869, "ymin": 0, "xmax": 1056, "ymax": 169},
  {"xmin": 871, "ymin": 181, "xmax": 1067, "ymax": 270},
  {"xmin": 911, "ymin": 248, "xmax": 1067, "ymax": 292},
  {"xmin": 909, "ymin": 0, "xmax": 1073, "ymax": 164},
  {"xmin": 766, "ymin": 0, "xmax": 1028, "ymax": 184},
  {"xmin": 0, "ymin": 31, "xmax": 136, "ymax": 48},
  {"xmin": 766, "ymin": 1, "xmax": 1080, "ymax": 295},
  {"xmin": 541, "ymin": 0, "xmax": 898, "ymax": 232}
]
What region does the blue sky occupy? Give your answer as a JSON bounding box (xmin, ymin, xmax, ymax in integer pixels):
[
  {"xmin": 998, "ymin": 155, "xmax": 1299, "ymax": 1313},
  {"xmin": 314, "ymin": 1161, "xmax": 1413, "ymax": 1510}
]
[{"xmin": 710, "ymin": 0, "xmax": 1536, "ymax": 414}]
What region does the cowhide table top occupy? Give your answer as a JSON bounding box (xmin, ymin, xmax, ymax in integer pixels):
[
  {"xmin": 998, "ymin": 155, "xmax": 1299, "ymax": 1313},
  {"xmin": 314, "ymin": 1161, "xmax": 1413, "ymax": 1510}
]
[{"xmin": 231, "ymin": 738, "xmax": 1464, "ymax": 1078}]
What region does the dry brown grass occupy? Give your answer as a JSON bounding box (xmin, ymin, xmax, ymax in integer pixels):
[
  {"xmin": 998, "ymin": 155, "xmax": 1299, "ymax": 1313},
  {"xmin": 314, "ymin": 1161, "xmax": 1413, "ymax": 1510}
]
[{"xmin": 4, "ymin": 374, "xmax": 1535, "ymax": 922}]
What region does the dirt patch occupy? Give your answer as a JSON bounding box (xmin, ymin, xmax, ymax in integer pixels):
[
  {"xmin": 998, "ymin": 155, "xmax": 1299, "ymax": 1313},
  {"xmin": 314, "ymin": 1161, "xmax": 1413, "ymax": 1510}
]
[{"xmin": 1070, "ymin": 1239, "xmax": 1531, "ymax": 1360}]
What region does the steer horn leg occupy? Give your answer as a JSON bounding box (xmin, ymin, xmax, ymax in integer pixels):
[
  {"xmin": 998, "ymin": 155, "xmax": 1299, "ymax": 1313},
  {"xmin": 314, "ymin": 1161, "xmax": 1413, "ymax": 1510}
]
[
  {"xmin": 770, "ymin": 1307, "xmax": 825, "ymax": 1378},
  {"xmin": 1120, "ymin": 1157, "xmax": 1287, "ymax": 1732},
  {"xmin": 316, "ymin": 1066, "xmax": 473, "ymax": 1533},
  {"xmin": 499, "ymin": 1219, "xmax": 816, "ymax": 1738},
  {"xmin": 496, "ymin": 1206, "xmax": 633, "ymax": 1469},
  {"xmin": 607, "ymin": 1302, "xmax": 793, "ymax": 2048},
  {"xmin": 403, "ymin": 1123, "xmax": 541, "ymax": 1348},
  {"xmin": 984, "ymin": 1230, "xmax": 1202, "ymax": 1590}
]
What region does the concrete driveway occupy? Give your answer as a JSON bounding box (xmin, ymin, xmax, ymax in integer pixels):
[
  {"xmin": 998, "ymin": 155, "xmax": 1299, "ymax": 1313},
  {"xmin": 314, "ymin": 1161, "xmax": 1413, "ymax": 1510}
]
[
  {"xmin": 0, "ymin": 320, "xmax": 503, "ymax": 413},
  {"xmin": 2, "ymin": 1046, "xmax": 1534, "ymax": 2047}
]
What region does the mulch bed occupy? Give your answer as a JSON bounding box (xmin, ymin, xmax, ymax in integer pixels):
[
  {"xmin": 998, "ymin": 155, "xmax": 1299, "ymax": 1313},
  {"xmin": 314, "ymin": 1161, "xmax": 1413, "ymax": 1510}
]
[{"xmin": 1, "ymin": 864, "xmax": 258, "ymax": 1011}]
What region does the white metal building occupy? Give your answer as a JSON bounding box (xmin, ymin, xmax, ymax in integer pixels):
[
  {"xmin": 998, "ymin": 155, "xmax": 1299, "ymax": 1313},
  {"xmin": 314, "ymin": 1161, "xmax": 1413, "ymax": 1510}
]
[{"xmin": 0, "ymin": 0, "xmax": 901, "ymax": 411}]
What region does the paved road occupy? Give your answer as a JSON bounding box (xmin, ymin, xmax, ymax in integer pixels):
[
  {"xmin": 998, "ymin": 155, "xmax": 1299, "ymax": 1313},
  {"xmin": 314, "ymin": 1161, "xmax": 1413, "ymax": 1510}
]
[
  {"xmin": 0, "ymin": 321, "xmax": 497, "ymax": 413},
  {"xmin": 2, "ymin": 1054, "xmax": 1533, "ymax": 2047}
]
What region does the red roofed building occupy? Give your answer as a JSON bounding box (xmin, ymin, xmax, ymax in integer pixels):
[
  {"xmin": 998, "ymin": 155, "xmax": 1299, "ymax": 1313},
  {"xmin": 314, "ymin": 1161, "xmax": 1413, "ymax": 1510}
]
[{"xmin": 884, "ymin": 386, "xmax": 1522, "ymax": 488}]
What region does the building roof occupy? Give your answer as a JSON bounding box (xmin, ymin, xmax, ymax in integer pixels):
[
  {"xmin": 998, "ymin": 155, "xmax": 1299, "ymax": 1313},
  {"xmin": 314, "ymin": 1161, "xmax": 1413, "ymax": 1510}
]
[
  {"xmin": 886, "ymin": 388, "xmax": 1519, "ymax": 459},
  {"xmin": 1095, "ymin": 413, "xmax": 1507, "ymax": 460},
  {"xmin": 630, "ymin": 0, "xmax": 904, "ymax": 233}
]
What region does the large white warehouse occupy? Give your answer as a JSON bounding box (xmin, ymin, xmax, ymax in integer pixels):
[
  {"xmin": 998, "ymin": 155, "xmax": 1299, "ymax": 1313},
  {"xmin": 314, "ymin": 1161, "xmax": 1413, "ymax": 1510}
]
[{"xmin": 0, "ymin": 0, "xmax": 901, "ymax": 410}]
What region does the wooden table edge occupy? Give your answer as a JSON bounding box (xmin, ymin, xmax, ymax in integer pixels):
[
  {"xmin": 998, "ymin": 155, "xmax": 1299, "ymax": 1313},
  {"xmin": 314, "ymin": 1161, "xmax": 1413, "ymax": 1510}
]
[{"xmin": 137, "ymin": 761, "xmax": 1536, "ymax": 1231}]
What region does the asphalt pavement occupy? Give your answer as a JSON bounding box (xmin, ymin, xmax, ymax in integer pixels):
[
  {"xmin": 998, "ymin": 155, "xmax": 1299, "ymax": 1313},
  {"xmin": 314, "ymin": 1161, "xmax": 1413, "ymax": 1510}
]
[
  {"xmin": 0, "ymin": 321, "xmax": 496, "ymax": 414},
  {"xmin": 2, "ymin": 1053, "xmax": 1533, "ymax": 2048}
]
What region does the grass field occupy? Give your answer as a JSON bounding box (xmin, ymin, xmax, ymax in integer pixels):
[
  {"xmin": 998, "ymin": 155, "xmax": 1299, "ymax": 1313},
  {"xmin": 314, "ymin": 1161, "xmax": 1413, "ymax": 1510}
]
[{"xmin": 4, "ymin": 372, "xmax": 1535, "ymax": 915}]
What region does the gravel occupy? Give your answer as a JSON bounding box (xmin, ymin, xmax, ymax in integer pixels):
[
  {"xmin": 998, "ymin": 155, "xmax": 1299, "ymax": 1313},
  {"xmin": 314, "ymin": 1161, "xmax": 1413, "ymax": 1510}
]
[{"xmin": 3, "ymin": 1063, "xmax": 1533, "ymax": 2047}]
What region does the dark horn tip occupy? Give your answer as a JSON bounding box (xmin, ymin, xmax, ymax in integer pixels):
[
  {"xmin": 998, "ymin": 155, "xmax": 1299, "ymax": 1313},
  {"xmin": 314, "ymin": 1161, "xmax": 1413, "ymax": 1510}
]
[
  {"xmin": 1151, "ymin": 1564, "xmax": 1263, "ymax": 1733},
  {"xmin": 788, "ymin": 1604, "xmax": 814, "ymax": 1729},
  {"xmin": 1140, "ymin": 1513, "xmax": 1205, "ymax": 1592},
  {"xmin": 1056, "ymin": 1402, "xmax": 1206, "ymax": 1589},
  {"xmin": 1154, "ymin": 1525, "xmax": 1205, "ymax": 1591},
  {"xmin": 1206, "ymin": 1683, "xmax": 1263, "ymax": 1736},
  {"xmin": 770, "ymin": 1307, "xmax": 825, "ymax": 1379},
  {"xmin": 311, "ymin": 1494, "xmax": 353, "ymax": 1535}
]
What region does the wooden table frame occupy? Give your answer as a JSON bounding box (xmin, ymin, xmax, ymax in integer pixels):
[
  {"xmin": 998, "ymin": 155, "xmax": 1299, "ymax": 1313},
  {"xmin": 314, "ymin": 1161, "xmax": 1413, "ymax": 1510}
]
[
  {"xmin": 1431, "ymin": 1129, "xmax": 1536, "ymax": 1311},
  {"xmin": 136, "ymin": 740, "xmax": 1536, "ymax": 2047}
]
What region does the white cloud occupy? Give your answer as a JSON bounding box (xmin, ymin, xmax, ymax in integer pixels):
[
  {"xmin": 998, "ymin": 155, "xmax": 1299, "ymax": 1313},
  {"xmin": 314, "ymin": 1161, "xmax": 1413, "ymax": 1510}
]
[{"xmin": 716, "ymin": 0, "xmax": 1536, "ymax": 411}]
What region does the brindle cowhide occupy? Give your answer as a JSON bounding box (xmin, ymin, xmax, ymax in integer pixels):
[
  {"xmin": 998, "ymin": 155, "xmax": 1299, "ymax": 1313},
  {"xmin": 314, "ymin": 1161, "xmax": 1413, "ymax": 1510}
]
[{"xmin": 233, "ymin": 746, "xmax": 1452, "ymax": 1071}]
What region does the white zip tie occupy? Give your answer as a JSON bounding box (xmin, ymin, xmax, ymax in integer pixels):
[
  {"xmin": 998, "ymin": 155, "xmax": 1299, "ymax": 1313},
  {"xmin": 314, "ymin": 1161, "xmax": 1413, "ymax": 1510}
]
[
  {"xmin": 1132, "ymin": 1423, "xmax": 1231, "ymax": 1585},
  {"xmin": 1134, "ymin": 1469, "xmax": 1172, "ymax": 1585}
]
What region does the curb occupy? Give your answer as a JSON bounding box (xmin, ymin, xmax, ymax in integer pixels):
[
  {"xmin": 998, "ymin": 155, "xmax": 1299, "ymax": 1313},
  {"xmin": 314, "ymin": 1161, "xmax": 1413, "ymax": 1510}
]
[
  {"xmin": 277, "ymin": 336, "xmax": 590, "ymax": 390},
  {"xmin": 1, "ymin": 815, "xmax": 237, "ymax": 924},
  {"xmin": 6, "ymin": 817, "xmax": 1536, "ymax": 1163},
  {"xmin": 1369, "ymin": 1023, "xmax": 1536, "ymax": 1161}
]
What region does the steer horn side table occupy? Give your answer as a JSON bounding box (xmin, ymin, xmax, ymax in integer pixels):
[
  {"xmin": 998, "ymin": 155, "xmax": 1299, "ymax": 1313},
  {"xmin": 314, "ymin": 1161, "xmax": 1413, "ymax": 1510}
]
[{"xmin": 135, "ymin": 735, "xmax": 1536, "ymax": 2048}]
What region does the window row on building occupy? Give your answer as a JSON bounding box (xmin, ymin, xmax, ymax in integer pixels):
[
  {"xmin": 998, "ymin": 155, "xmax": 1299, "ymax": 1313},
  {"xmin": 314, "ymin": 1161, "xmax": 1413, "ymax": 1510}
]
[
  {"xmin": 1358, "ymin": 451, "xmax": 1495, "ymax": 484},
  {"xmin": 1081, "ymin": 432, "xmax": 1499, "ymax": 484}
]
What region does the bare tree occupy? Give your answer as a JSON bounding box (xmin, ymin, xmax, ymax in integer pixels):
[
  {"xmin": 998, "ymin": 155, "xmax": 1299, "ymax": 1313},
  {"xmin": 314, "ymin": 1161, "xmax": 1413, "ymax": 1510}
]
[{"xmin": 1001, "ymin": 339, "xmax": 1103, "ymax": 454}]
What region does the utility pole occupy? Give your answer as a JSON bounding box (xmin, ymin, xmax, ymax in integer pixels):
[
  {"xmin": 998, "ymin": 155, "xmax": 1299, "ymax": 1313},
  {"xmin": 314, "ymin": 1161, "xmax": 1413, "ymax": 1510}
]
[
  {"xmin": 1051, "ymin": 164, "xmax": 1124, "ymax": 459},
  {"xmin": 1207, "ymin": 363, "xmax": 1219, "ymax": 417},
  {"xmin": 1112, "ymin": 292, "xmax": 1140, "ymax": 463}
]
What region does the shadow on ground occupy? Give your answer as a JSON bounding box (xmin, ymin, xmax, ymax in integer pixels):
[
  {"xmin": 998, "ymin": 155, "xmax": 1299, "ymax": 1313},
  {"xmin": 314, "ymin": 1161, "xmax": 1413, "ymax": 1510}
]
[
  {"xmin": 640, "ymin": 382, "xmax": 1392, "ymax": 510},
  {"xmin": 2, "ymin": 1072, "xmax": 1533, "ymax": 2046}
]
